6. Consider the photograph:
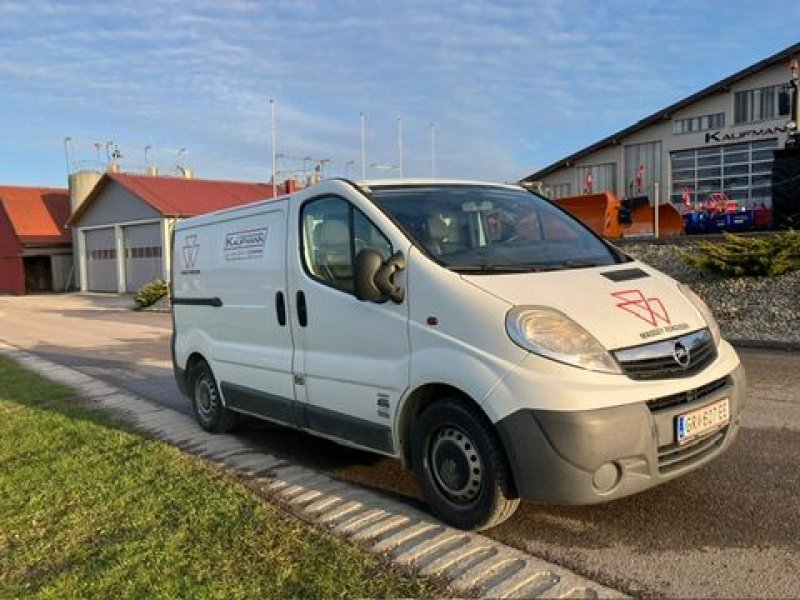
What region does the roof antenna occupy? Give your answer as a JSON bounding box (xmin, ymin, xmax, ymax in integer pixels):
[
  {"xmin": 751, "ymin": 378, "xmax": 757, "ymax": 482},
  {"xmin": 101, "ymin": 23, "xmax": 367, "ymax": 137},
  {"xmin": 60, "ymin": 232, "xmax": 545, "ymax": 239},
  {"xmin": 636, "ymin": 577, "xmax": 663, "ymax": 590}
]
[{"xmin": 176, "ymin": 148, "xmax": 192, "ymax": 178}]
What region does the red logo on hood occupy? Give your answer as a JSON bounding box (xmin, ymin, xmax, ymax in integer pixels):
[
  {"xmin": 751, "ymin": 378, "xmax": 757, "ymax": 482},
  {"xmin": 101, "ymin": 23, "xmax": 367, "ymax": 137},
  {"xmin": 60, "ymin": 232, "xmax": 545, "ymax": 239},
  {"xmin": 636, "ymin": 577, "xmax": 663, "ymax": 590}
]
[{"xmin": 612, "ymin": 289, "xmax": 670, "ymax": 327}]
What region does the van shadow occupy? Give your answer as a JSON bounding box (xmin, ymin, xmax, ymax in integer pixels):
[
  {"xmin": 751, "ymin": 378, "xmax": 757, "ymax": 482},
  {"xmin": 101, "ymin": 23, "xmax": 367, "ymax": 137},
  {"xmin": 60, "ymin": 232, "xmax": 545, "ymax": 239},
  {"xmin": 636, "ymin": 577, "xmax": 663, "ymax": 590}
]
[{"xmin": 37, "ymin": 306, "xmax": 172, "ymax": 329}]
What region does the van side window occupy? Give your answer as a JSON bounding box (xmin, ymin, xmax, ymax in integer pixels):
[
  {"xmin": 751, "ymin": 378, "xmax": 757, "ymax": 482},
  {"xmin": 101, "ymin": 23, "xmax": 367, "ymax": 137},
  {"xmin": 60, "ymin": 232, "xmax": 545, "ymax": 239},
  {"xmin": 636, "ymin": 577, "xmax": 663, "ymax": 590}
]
[{"xmin": 301, "ymin": 196, "xmax": 392, "ymax": 293}]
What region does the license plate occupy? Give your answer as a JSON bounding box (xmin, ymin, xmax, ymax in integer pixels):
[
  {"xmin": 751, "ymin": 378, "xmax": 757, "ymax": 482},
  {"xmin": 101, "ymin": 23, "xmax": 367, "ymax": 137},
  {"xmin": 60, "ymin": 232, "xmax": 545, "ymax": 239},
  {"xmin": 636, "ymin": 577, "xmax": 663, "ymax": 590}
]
[{"xmin": 676, "ymin": 398, "xmax": 730, "ymax": 445}]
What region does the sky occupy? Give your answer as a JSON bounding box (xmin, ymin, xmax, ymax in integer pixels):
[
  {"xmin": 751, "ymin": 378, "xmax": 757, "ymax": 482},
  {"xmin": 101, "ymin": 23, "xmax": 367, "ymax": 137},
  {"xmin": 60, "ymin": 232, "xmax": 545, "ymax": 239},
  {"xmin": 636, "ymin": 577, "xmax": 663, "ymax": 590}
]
[{"xmin": 0, "ymin": 0, "xmax": 798, "ymax": 188}]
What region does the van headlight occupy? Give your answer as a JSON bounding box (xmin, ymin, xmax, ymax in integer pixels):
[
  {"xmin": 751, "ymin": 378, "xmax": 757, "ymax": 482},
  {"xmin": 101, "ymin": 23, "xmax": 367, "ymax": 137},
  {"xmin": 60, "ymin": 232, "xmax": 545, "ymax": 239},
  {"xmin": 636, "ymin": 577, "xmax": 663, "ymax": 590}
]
[
  {"xmin": 678, "ymin": 283, "xmax": 721, "ymax": 346},
  {"xmin": 506, "ymin": 306, "xmax": 621, "ymax": 374}
]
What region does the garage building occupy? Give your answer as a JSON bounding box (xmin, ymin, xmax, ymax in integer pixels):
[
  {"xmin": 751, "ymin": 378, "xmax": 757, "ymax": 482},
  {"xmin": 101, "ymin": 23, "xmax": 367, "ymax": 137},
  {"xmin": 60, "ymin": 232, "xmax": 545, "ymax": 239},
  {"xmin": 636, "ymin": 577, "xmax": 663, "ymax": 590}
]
[
  {"xmin": 0, "ymin": 186, "xmax": 73, "ymax": 295},
  {"xmin": 67, "ymin": 173, "xmax": 279, "ymax": 293},
  {"xmin": 523, "ymin": 42, "xmax": 800, "ymax": 210}
]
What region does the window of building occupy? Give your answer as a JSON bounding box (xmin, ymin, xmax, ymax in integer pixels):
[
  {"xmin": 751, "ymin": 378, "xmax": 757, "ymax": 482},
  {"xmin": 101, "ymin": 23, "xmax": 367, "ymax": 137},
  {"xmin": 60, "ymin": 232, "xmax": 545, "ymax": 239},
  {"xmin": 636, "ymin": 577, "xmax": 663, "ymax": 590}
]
[
  {"xmin": 624, "ymin": 141, "xmax": 662, "ymax": 197},
  {"xmin": 576, "ymin": 164, "xmax": 616, "ymax": 195},
  {"xmin": 673, "ymin": 112, "xmax": 725, "ymax": 135},
  {"xmin": 669, "ymin": 138, "xmax": 778, "ymax": 207},
  {"xmin": 549, "ymin": 182, "xmax": 572, "ymax": 199},
  {"xmin": 734, "ymin": 84, "xmax": 791, "ymax": 124}
]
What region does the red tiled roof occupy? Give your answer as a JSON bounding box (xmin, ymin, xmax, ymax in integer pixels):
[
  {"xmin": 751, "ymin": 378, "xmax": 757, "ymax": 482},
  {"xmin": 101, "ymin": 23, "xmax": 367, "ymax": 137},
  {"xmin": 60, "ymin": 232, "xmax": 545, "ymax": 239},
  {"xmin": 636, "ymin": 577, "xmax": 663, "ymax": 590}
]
[
  {"xmin": 0, "ymin": 186, "xmax": 71, "ymax": 244},
  {"xmin": 67, "ymin": 172, "xmax": 278, "ymax": 226}
]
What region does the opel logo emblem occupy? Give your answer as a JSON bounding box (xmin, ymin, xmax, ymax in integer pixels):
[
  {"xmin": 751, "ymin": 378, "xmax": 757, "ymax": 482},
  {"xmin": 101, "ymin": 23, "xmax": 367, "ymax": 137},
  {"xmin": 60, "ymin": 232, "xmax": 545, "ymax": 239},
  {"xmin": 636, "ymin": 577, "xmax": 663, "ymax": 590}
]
[{"xmin": 673, "ymin": 341, "xmax": 691, "ymax": 368}]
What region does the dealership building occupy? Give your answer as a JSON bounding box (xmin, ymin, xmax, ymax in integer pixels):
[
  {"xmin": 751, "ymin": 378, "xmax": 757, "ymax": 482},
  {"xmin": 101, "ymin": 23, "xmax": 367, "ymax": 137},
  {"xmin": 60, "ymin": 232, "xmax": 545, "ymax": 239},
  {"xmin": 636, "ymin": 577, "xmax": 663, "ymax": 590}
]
[{"xmin": 523, "ymin": 42, "xmax": 800, "ymax": 209}]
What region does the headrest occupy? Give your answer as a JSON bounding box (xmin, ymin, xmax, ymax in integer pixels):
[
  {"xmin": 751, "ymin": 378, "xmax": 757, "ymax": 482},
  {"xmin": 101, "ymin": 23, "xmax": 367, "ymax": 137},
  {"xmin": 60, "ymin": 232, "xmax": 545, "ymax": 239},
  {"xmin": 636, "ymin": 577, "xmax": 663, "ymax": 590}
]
[
  {"xmin": 313, "ymin": 219, "xmax": 349, "ymax": 246},
  {"xmin": 427, "ymin": 215, "xmax": 458, "ymax": 241}
]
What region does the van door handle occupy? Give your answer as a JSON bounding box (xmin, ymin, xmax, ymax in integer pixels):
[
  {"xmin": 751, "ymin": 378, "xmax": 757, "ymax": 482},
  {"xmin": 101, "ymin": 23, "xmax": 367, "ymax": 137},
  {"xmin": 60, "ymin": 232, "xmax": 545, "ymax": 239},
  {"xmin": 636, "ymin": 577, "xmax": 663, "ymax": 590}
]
[
  {"xmin": 275, "ymin": 291, "xmax": 286, "ymax": 326},
  {"xmin": 296, "ymin": 290, "xmax": 307, "ymax": 327}
]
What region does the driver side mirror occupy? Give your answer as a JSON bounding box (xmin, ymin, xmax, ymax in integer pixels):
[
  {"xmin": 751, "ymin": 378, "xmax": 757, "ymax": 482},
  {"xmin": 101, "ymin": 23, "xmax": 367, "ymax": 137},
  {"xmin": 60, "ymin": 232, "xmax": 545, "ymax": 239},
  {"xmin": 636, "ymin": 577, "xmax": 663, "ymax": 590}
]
[{"xmin": 354, "ymin": 249, "xmax": 406, "ymax": 304}]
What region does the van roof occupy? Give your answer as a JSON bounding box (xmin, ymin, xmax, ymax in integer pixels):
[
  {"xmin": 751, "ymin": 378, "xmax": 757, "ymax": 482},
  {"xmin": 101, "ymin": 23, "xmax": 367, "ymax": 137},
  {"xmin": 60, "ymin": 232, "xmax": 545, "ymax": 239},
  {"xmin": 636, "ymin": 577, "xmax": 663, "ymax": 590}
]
[
  {"xmin": 360, "ymin": 178, "xmax": 522, "ymax": 190},
  {"xmin": 175, "ymin": 179, "xmax": 526, "ymax": 230}
]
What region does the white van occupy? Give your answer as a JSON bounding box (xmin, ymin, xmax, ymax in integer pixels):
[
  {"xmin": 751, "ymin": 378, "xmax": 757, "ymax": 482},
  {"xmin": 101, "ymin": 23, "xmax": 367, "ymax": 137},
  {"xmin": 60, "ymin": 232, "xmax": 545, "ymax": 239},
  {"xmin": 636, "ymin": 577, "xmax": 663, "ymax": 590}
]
[{"xmin": 171, "ymin": 179, "xmax": 745, "ymax": 530}]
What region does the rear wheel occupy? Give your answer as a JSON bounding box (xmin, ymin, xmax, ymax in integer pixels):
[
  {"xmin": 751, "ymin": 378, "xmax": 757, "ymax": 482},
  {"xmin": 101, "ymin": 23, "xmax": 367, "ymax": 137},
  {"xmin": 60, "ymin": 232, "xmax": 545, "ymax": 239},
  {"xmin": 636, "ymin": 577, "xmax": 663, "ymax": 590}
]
[
  {"xmin": 189, "ymin": 361, "xmax": 239, "ymax": 433},
  {"xmin": 410, "ymin": 398, "xmax": 519, "ymax": 531}
]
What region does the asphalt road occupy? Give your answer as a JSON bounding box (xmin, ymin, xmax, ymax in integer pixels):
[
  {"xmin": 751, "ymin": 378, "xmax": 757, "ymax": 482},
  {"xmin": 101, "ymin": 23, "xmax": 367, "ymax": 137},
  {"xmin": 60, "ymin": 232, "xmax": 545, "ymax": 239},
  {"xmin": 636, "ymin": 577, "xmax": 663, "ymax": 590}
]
[{"xmin": 1, "ymin": 294, "xmax": 798, "ymax": 598}]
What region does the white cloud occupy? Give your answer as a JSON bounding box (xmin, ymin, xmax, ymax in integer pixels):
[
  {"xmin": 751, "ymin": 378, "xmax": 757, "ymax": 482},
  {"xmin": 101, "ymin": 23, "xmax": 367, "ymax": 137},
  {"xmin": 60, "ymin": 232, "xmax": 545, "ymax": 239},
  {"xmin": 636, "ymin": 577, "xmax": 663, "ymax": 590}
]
[{"xmin": 0, "ymin": 0, "xmax": 797, "ymax": 186}]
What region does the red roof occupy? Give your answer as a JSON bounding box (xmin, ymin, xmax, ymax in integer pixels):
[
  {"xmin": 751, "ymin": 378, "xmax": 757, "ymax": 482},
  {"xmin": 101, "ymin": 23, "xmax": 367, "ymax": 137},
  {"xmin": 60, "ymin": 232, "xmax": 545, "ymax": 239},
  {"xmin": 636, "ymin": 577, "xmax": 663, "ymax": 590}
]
[
  {"xmin": 0, "ymin": 186, "xmax": 71, "ymax": 244},
  {"xmin": 67, "ymin": 172, "xmax": 281, "ymax": 226}
]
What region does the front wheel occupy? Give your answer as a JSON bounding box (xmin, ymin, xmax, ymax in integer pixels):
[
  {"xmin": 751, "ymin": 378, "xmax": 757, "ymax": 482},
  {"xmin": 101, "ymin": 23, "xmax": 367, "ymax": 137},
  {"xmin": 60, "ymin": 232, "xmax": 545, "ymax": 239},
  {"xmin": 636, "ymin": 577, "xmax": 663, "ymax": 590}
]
[
  {"xmin": 410, "ymin": 398, "xmax": 519, "ymax": 531},
  {"xmin": 189, "ymin": 361, "xmax": 239, "ymax": 433}
]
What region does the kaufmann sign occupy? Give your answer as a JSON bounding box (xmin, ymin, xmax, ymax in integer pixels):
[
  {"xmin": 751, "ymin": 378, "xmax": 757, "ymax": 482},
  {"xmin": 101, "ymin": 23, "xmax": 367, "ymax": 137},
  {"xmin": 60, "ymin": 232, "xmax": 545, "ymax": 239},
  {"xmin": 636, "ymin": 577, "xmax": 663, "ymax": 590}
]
[
  {"xmin": 705, "ymin": 125, "xmax": 787, "ymax": 144},
  {"xmin": 224, "ymin": 228, "xmax": 267, "ymax": 261}
]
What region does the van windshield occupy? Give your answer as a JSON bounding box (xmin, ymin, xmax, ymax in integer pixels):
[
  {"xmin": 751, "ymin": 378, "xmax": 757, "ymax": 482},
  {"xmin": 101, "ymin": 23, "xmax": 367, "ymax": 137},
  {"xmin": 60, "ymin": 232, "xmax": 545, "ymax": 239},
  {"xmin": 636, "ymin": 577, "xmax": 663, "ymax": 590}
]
[{"xmin": 370, "ymin": 185, "xmax": 626, "ymax": 272}]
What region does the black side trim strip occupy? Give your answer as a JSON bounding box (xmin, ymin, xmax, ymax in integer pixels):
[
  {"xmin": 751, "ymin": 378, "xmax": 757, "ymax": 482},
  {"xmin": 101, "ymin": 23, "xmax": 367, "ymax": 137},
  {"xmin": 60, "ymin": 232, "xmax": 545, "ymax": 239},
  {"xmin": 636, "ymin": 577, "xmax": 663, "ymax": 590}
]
[
  {"xmin": 601, "ymin": 268, "xmax": 650, "ymax": 282},
  {"xmin": 221, "ymin": 382, "xmax": 295, "ymax": 425},
  {"xmin": 306, "ymin": 404, "xmax": 393, "ymax": 454},
  {"xmin": 172, "ymin": 297, "xmax": 223, "ymax": 307},
  {"xmin": 219, "ymin": 380, "xmax": 393, "ymax": 453}
]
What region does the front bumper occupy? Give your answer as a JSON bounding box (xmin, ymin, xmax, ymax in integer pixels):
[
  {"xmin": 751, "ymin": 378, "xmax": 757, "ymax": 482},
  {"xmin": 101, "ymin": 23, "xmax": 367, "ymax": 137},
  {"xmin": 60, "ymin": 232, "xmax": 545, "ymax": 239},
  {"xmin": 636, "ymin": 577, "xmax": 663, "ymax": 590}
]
[{"xmin": 495, "ymin": 362, "xmax": 746, "ymax": 504}]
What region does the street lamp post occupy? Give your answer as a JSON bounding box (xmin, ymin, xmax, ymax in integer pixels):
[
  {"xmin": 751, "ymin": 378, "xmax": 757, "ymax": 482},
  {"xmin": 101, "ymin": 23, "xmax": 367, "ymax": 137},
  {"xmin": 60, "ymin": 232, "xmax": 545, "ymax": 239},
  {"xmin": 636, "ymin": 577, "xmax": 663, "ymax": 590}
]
[
  {"xmin": 360, "ymin": 111, "xmax": 367, "ymax": 180},
  {"xmin": 430, "ymin": 122, "xmax": 436, "ymax": 178},
  {"xmin": 270, "ymin": 97, "xmax": 277, "ymax": 197},
  {"xmin": 397, "ymin": 117, "xmax": 403, "ymax": 177}
]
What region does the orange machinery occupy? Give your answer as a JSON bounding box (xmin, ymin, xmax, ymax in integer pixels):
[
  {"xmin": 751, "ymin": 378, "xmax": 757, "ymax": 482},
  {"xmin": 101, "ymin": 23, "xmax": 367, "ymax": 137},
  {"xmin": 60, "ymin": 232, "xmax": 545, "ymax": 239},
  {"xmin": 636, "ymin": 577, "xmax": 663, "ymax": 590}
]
[{"xmin": 554, "ymin": 192, "xmax": 684, "ymax": 238}]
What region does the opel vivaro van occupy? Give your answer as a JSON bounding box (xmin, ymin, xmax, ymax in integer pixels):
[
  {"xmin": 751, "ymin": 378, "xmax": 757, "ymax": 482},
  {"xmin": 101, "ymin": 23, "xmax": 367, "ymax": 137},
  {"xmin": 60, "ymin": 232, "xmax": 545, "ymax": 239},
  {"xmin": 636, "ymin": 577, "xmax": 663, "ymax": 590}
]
[{"xmin": 172, "ymin": 179, "xmax": 745, "ymax": 530}]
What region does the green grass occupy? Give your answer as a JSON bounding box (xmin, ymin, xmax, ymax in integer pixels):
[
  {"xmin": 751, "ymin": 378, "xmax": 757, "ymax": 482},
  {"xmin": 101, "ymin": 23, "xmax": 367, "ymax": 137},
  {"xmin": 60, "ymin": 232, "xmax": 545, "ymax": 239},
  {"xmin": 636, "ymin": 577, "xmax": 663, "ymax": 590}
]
[{"xmin": 0, "ymin": 357, "xmax": 436, "ymax": 599}]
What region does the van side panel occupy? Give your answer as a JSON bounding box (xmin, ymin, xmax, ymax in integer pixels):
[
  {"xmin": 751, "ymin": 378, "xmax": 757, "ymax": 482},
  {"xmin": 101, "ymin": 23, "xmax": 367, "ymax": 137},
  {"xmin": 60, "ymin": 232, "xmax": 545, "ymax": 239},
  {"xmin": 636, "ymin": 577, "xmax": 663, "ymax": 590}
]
[
  {"xmin": 174, "ymin": 203, "xmax": 295, "ymax": 417},
  {"xmin": 400, "ymin": 248, "xmax": 527, "ymax": 424}
]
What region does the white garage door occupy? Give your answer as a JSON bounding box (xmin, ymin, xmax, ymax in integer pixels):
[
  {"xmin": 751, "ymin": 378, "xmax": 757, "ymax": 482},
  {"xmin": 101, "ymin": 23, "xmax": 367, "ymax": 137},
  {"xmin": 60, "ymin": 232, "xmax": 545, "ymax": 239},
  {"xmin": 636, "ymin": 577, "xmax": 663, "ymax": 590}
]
[
  {"xmin": 85, "ymin": 228, "xmax": 118, "ymax": 292},
  {"xmin": 124, "ymin": 222, "xmax": 163, "ymax": 292}
]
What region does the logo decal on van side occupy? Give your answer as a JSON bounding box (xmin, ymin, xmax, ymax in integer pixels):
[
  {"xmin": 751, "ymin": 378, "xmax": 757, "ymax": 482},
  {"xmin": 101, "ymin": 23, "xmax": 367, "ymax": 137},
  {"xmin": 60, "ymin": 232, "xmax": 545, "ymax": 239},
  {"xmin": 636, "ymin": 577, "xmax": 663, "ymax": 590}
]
[
  {"xmin": 224, "ymin": 228, "xmax": 267, "ymax": 261},
  {"xmin": 376, "ymin": 393, "xmax": 390, "ymax": 419},
  {"xmin": 612, "ymin": 289, "xmax": 670, "ymax": 328},
  {"xmin": 183, "ymin": 235, "xmax": 200, "ymax": 269}
]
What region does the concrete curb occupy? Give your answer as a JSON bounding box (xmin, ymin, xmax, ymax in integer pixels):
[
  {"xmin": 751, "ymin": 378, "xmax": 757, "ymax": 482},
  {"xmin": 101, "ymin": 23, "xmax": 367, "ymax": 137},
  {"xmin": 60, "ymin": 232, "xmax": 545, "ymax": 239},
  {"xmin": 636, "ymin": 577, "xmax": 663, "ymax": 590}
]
[
  {"xmin": 730, "ymin": 339, "xmax": 800, "ymax": 352},
  {"xmin": 0, "ymin": 343, "xmax": 627, "ymax": 599}
]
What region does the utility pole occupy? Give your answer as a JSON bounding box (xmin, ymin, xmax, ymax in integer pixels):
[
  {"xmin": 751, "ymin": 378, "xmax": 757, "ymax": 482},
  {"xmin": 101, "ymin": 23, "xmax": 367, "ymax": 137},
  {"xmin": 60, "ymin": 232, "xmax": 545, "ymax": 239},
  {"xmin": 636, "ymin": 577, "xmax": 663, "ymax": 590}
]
[
  {"xmin": 430, "ymin": 122, "xmax": 436, "ymax": 178},
  {"xmin": 270, "ymin": 97, "xmax": 277, "ymax": 197},
  {"xmin": 397, "ymin": 117, "xmax": 403, "ymax": 177},
  {"xmin": 654, "ymin": 182, "xmax": 660, "ymax": 239},
  {"xmin": 360, "ymin": 111, "xmax": 367, "ymax": 180}
]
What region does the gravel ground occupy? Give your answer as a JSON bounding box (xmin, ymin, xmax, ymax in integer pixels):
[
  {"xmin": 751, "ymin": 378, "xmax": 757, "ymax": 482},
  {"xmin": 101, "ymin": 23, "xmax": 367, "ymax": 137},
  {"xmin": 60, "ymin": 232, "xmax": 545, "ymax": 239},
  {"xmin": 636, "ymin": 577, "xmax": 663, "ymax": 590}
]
[{"xmin": 623, "ymin": 241, "xmax": 800, "ymax": 345}]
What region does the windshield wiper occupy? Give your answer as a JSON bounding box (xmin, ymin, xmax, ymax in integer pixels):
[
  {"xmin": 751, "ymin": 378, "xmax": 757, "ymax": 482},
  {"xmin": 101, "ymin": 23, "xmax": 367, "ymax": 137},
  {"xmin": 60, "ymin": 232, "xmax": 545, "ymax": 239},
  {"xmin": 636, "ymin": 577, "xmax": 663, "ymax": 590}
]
[
  {"xmin": 451, "ymin": 264, "xmax": 556, "ymax": 273},
  {"xmin": 452, "ymin": 261, "xmax": 599, "ymax": 274},
  {"xmin": 556, "ymin": 260, "xmax": 598, "ymax": 269}
]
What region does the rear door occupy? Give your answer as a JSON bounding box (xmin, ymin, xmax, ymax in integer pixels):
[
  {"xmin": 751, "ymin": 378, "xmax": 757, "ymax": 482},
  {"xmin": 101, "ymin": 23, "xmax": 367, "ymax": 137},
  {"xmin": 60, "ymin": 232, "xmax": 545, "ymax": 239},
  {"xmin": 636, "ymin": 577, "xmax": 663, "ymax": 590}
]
[{"xmin": 287, "ymin": 190, "xmax": 411, "ymax": 454}]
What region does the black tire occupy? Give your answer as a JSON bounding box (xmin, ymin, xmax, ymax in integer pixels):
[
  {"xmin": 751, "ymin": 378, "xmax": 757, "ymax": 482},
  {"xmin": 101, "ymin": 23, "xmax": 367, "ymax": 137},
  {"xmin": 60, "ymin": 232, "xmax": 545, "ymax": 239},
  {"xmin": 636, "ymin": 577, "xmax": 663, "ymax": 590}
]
[
  {"xmin": 189, "ymin": 361, "xmax": 239, "ymax": 433},
  {"xmin": 410, "ymin": 398, "xmax": 520, "ymax": 531}
]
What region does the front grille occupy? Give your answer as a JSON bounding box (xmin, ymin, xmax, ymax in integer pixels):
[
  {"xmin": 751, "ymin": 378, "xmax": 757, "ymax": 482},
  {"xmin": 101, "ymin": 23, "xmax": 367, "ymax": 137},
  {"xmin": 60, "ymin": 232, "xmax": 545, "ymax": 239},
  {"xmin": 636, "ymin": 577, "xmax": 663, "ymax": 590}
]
[
  {"xmin": 615, "ymin": 329, "xmax": 717, "ymax": 381},
  {"xmin": 657, "ymin": 427, "xmax": 727, "ymax": 474},
  {"xmin": 646, "ymin": 375, "xmax": 731, "ymax": 412}
]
